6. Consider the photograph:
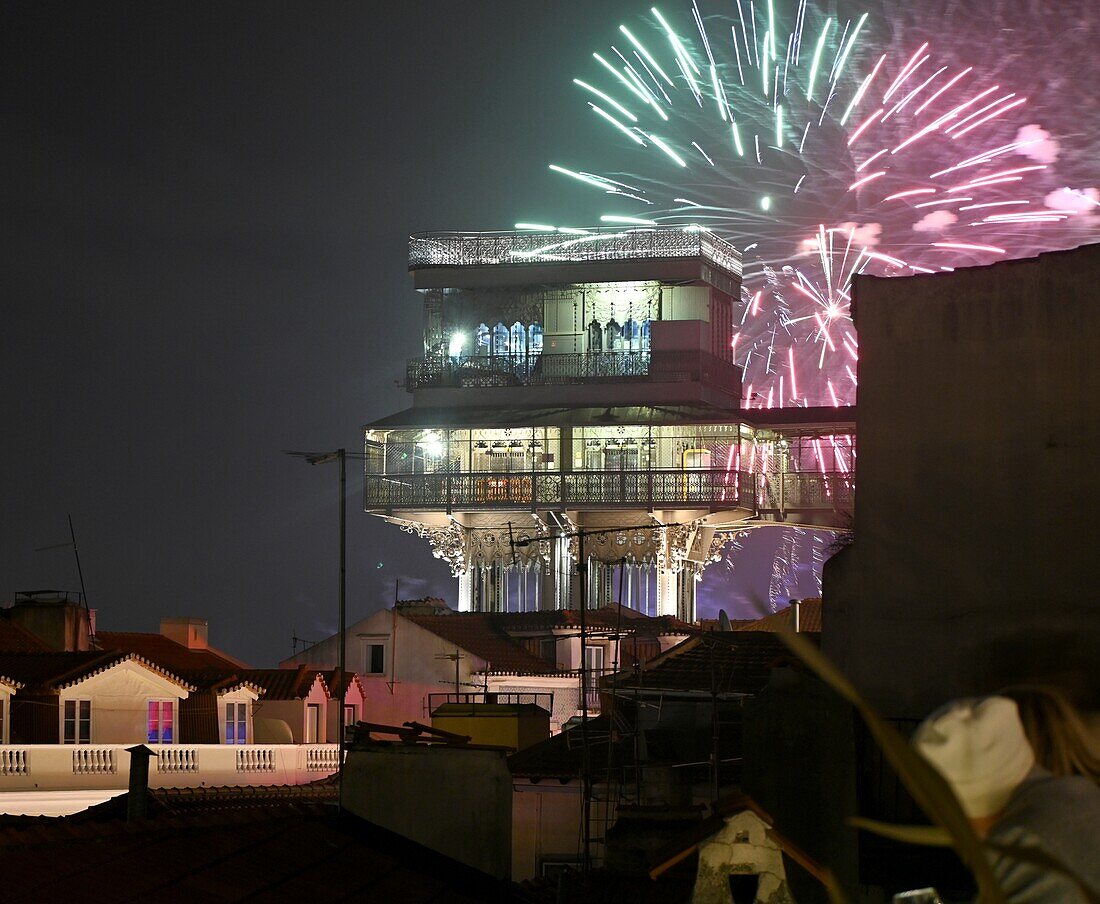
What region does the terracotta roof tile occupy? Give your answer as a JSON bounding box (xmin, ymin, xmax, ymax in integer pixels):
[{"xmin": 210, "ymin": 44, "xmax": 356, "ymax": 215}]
[
  {"xmin": 239, "ymin": 666, "xmax": 327, "ymax": 701},
  {"xmin": 404, "ymin": 608, "xmax": 696, "ymax": 676},
  {"xmin": 0, "ymin": 808, "xmax": 499, "ymax": 904},
  {"xmin": 604, "ymin": 632, "xmax": 796, "ymax": 696},
  {"xmin": 96, "ymin": 631, "xmax": 247, "ymax": 673},
  {"xmin": 732, "ymin": 599, "xmax": 822, "ymax": 633},
  {"xmin": 404, "ymin": 614, "xmax": 557, "ymax": 675},
  {"xmin": 0, "ymin": 651, "xmax": 195, "ymax": 693}
]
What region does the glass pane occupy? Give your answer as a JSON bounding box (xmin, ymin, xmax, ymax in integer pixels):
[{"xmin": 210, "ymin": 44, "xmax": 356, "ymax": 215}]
[
  {"xmin": 226, "ymin": 702, "xmax": 235, "ymax": 744},
  {"xmin": 163, "ymin": 702, "xmax": 173, "ymax": 743},
  {"xmin": 148, "ymin": 701, "xmax": 159, "ymax": 744}
]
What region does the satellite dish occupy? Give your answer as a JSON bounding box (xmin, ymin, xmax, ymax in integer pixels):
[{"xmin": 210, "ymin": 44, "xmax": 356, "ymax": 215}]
[{"xmin": 718, "ymin": 609, "xmax": 733, "ymax": 632}]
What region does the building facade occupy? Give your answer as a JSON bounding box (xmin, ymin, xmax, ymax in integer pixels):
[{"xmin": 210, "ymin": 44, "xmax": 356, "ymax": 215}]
[{"xmin": 365, "ymin": 227, "xmax": 855, "ymax": 622}]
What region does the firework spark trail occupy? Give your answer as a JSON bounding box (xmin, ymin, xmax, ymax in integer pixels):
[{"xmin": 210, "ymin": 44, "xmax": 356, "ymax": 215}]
[{"xmin": 524, "ymin": 1, "xmax": 1099, "ymax": 406}]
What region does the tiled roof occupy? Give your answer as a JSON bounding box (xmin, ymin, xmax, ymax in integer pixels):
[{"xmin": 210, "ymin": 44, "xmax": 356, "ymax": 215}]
[
  {"xmin": 320, "ymin": 669, "xmax": 366, "ymax": 701},
  {"xmin": 604, "ymin": 632, "xmax": 795, "ymax": 696},
  {"xmin": 0, "ymin": 807, "xmax": 501, "ymax": 903},
  {"xmin": 732, "ymin": 598, "xmax": 822, "ymax": 633},
  {"xmin": 239, "ymin": 666, "xmax": 327, "ymax": 701},
  {"xmin": 96, "ymin": 631, "xmax": 248, "ymax": 673},
  {"xmin": 404, "ymin": 614, "xmax": 557, "ymax": 675},
  {"xmin": 0, "ymin": 615, "xmax": 50, "ymax": 653},
  {"xmin": 404, "ymin": 608, "xmax": 697, "ymax": 676},
  {"xmin": 0, "ymin": 651, "xmax": 195, "ymax": 693}
]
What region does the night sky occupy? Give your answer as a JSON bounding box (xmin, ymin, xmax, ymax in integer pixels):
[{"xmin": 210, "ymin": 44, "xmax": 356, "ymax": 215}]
[{"xmin": 3, "ymin": 2, "xmax": 1096, "ymax": 666}]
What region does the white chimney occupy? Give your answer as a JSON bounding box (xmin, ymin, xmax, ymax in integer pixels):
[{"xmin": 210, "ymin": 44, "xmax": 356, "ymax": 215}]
[{"xmin": 790, "ymin": 599, "xmax": 801, "ymax": 633}]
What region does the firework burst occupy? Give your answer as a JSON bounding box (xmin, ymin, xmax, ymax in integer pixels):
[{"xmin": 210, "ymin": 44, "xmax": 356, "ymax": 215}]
[{"xmin": 528, "ymin": 1, "xmax": 1094, "ymax": 404}]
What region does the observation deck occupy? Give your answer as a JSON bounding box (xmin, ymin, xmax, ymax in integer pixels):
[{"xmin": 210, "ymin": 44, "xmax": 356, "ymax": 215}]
[
  {"xmin": 408, "ymin": 226, "xmax": 742, "ymax": 293},
  {"xmin": 363, "ymin": 468, "xmax": 852, "ymax": 521}
]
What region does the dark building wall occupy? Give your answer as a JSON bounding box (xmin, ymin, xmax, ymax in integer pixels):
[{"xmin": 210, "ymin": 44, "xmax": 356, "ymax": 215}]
[
  {"xmin": 825, "ymin": 243, "xmax": 1100, "ymax": 718},
  {"xmin": 10, "ymin": 695, "xmax": 59, "ymax": 743},
  {"xmin": 180, "ymin": 690, "xmax": 220, "ymax": 744}
]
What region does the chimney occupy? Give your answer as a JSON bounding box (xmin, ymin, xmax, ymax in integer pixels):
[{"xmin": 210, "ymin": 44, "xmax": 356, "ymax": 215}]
[
  {"xmin": 789, "ymin": 599, "xmax": 801, "ymax": 633},
  {"xmin": 125, "ymin": 745, "xmax": 153, "ymax": 821},
  {"xmin": 10, "ymin": 591, "xmax": 93, "ymax": 651},
  {"xmin": 160, "ymin": 617, "xmax": 209, "ymax": 650}
]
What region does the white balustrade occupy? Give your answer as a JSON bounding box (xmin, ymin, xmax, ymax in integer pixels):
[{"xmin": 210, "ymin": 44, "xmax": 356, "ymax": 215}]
[
  {"xmin": 72, "ymin": 746, "xmax": 116, "ymax": 775},
  {"xmin": 305, "ymin": 745, "xmax": 341, "ymax": 772},
  {"xmin": 0, "ymin": 743, "xmax": 338, "ymax": 798},
  {"xmin": 1, "ymin": 748, "xmax": 28, "ymax": 775},
  {"xmin": 235, "ymin": 746, "xmax": 276, "ymax": 773},
  {"xmin": 157, "ymin": 746, "xmax": 198, "ymax": 773}
]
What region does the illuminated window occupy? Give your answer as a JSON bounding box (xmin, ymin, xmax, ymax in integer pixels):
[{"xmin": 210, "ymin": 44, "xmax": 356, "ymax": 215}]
[
  {"xmin": 225, "ymin": 702, "xmax": 247, "ymax": 745},
  {"xmin": 528, "ymin": 323, "xmax": 544, "ymax": 355},
  {"xmin": 587, "ymin": 319, "xmax": 603, "ymax": 353},
  {"xmin": 510, "ymin": 322, "xmax": 526, "ymax": 356},
  {"xmin": 605, "ymin": 318, "xmax": 622, "ymax": 351},
  {"xmin": 492, "ymin": 322, "xmax": 509, "ymax": 356},
  {"xmin": 63, "ymin": 699, "xmax": 91, "ymax": 744},
  {"xmin": 147, "ymin": 700, "xmax": 174, "ymax": 744},
  {"xmin": 476, "ymin": 323, "xmax": 490, "ymax": 354},
  {"xmin": 623, "ymin": 318, "xmax": 640, "ymax": 351}
]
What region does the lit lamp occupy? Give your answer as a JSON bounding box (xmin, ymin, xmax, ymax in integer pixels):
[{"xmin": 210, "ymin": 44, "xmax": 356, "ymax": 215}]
[{"xmin": 448, "ymin": 334, "xmax": 466, "ymax": 358}]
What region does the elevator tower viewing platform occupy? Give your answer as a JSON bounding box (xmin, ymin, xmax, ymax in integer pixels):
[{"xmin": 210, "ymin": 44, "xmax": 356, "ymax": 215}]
[{"xmin": 364, "ymin": 227, "xmax": 855, "ymax": 620}]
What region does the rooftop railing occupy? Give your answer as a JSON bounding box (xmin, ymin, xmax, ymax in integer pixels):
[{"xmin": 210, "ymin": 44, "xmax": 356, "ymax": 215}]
[
  {"xmin": 408, "ymin": 226, "xmax": 742, "ymax": 279},
  {"xmin": 406, "ymin": 349, "xmax": 740, "ymax": 393}
]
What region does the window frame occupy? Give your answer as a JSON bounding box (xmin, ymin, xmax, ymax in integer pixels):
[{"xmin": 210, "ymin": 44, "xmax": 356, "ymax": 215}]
[
  {"xmin": 225, "ymin": 701, "xmax": 248, "ymax": 745},
  {"xmin": 146, "ymin": 699, "xmax": 176, "ymax": 744},
  {"xmin": 305, "ymin": 702, "xmax": 322, "ymax": 744},
  {"xmin": 62, "ymin": 698, "xmax": 92, "ymax": 745},
  {"xmin": 364, "ymin": 642, "xmax": 386, "ymax": 675}
]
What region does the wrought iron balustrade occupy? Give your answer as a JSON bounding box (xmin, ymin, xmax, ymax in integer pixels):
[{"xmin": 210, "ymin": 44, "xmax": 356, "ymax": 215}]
[
  {"xmin": 406, "ymin": 349, "xmax": 739, "ymax": 392},
  {"xmin": 409, "ymin": 226, "xmax": 742, "ymax": 278},
  {"xmin": 364, "ymin": 468, "xmax": 760, "ymax": 510},
  {"xmin": 755, "ymin": 471, "xmax": 855, "ymax": 514},
  {"xmin": 364, "ymin": 467, "xmax": 852, "ymax": 515}
]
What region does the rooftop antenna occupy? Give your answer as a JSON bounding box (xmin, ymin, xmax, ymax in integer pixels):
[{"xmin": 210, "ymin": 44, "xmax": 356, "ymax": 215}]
[
  {"xmin": 33, "ymin": 514, "xmax": 95, "ymax": 643},
  {"xmin": 291, "ymin": 632, "xmax": 317, "ymax": 656}
]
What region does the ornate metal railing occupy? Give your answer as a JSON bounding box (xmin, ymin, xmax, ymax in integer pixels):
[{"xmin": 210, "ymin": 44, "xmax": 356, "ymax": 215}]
[
  {"xmin": 364, "ymin": 468, "xmax": 785, "ymax": 510},
  {"xmin": 406, "ymin": 350, "xmax": 740, "ymax": 392},
  {"xmin": 408, "ymin": 226, "xmax": 742, "ymax": 278}
]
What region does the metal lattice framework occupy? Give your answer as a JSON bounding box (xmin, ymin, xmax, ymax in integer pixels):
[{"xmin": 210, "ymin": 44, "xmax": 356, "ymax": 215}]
[{"xmin": 408, "ymin": 226, "xmax": 742, "ymax": 279}]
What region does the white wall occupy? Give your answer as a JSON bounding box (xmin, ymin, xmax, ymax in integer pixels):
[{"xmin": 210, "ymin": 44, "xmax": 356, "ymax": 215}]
[
  {"xmin": 283, "ymin": 610, "xmax": 484, "ymax": 728},
  {"xmin": 57, "ymin": 661, "xmax": 189, "ymax": 745},
  {"xmin": 512, "ymin": 781, "xmax": 583, "ymax": 881},
  {"xmin": 252, "ymin": 677, "xmax": 329, "ymax": 744}
]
